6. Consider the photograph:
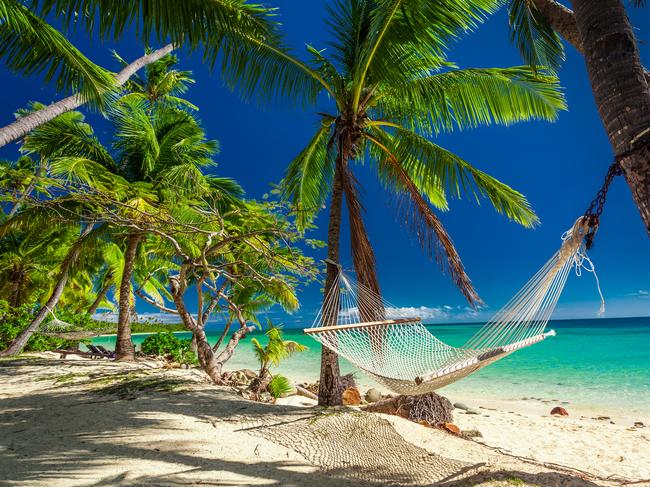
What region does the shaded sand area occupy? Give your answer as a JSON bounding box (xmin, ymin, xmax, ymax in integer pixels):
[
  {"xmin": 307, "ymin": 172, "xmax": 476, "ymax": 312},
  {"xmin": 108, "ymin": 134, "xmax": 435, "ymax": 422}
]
[{"xmin": 1, "ymin": 355, "xmax": 648, "ymax": 486}]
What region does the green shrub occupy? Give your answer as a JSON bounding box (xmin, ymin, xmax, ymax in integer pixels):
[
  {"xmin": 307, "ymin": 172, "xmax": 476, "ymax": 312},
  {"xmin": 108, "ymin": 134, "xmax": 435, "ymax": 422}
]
[
  {"xmin": 140, "ymin": 332, "xmax": 197, "ymax": 365},
  {"xmin": 0, "ymin": 299, "xmax": 79, "ymax": 352}
]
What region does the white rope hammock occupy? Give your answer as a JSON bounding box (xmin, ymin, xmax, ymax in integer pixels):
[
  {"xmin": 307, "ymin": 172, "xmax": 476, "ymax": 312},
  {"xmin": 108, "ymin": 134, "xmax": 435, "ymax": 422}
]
[
  {"xmin": 40, "ymin": 312, "xmax": 99, "ymax": 340},
  {"xmin": 305, "ymin": 217, "xmax": 604, "ymax": 395}
]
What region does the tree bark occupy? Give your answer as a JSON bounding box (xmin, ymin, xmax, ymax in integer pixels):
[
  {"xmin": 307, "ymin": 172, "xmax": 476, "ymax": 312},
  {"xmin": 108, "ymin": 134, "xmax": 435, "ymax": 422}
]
[
  {"xmin": 362, "ymin": 393, "xmax": 454, "ymax": 426},
  {"xmin": 115, "ymin": 233, "xmax": 141, "ymax": 360},
  {"xmin": 531, "ymin": 0, "xmax": 650, "ymax": 85},
  {"xmin": 212, "ymin": 318, "xmax": 232, "ymax": 351},
  {"xmin": 0, "ymin": 225, "xmax": 93, "ymax": 357},
  {"xmin": 530, "ymin": 0, "xmax": 650, "ymax": 234},
  {"xmin": 169, "ymin": 275, "xmax": 250, "ymax": 383},
  {"xmin": 0, "ymin": 44, "xmax": 176, "ymax": 149},
  {"xmin": 8, "ymin": 267, "xmax": 24, "ymax": 308},
  {"xmin": 570, "ymin": 0, "xmax": 650, "ymax": 235},
  {"xmin": 318, "ymin": 158, "xmax": 345, "ymax": 407}
]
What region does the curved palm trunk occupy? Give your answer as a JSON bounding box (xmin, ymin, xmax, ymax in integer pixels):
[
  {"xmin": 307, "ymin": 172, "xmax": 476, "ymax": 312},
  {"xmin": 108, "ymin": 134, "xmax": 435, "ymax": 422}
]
[
  {"xmin": 115, "ymin": 233, "xmax": 141, "ymax": 360},
  {"xmin": 532, "ymin": 0, "xmax": 650, "ymax": 234},
  {"xmin": 87, "ymin": 279, "xmax": 111, "ymax": 315},
  {"xmin": 0, "ymin": 225, "xmax": 92, "ymax": 357},
  {"xmin": 570, "ymin": 0, "xmax": 650, "ymax": 235},
  {"xmin": 0, "ymin": 44, "xmax": 175, "ymax": 149},
  {"xmin": 318, "ymin": 158, "xmax": 345, "ymax": 406},
  {"xmin": 9, "ymin": 267, "xmax": 24, "ymax": 308}
]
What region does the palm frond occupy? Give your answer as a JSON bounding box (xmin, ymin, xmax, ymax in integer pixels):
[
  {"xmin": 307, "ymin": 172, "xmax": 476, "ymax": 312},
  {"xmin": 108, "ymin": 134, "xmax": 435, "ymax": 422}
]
[
  {"xmin": 340, "ymin": 164, "xmax": 382, "ymax": 304},
  {"xmin": 377, "ymin": 66, "xmax": 566, "ymax": 135},
  {"xmin": 20, "ymin": 104, "xmax": 115, "ymax": 169},
  {"xmin": 283, "ymin": 124, "xmax": 334, "ymax": 231},
  {"xmin": 352, "ymin": 0, "xmax": 500, "ymax": 108},
  {"xmin": 365, "ymin": 130, "xmax": 481, "ymax": 305},
  {"xmin": 372, "ymin": 127, "xmax": 539, "ymax": 228},
  {"xmin": 0, "ymin": 0, "xmax": 115, "ymax": 106},
  {"xmin": 267, "ymin": 374, "xmax": 293, "ymax": 398},
  {"xmin": 508, "ymin": 0, "xmax": 564, "ymax": 73}
]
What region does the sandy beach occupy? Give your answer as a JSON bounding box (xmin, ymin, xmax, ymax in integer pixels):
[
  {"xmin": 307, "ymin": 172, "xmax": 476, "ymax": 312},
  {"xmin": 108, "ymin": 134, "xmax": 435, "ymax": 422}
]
[{"xmin": 1, "ymin": 354, "xmax": 648, "ymax": 486}]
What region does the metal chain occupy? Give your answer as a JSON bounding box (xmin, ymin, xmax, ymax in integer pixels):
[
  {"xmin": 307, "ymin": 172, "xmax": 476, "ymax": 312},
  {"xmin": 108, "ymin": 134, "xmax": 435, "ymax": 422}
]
[{"xmin": 583, "ymin": 161, "xmax": 623, "ymax": 249}]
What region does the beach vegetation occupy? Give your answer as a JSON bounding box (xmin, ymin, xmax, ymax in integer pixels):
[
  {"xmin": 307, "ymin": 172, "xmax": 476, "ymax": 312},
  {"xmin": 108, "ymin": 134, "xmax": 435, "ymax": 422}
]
[
  {"xmin": 0, "ymin": 49, "xmax": 317, "ymax": 374},
  {"xmin": 266, "ymin": 375, "xmax": 294, "ymax": 400},
  {"xmin": 0, "ymin": 298, "xmax": 74, "ymax": 352},
  {"xmin": 250, "ymin": 323, "xmax": 307, "ymax": 396},
  {"xmin": 0, "ymin": 0, "xmax": 319, "ymax": 148},
  {"xmin": 141, "ymin": 332, "xmax": 198, "ymax": 366}
]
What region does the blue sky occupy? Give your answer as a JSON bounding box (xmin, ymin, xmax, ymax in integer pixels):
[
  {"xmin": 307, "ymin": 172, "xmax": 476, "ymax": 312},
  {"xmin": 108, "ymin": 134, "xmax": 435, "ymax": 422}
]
[{"xmin": 1, "ymin": 2, "xmax": 649, "ymax": 326}]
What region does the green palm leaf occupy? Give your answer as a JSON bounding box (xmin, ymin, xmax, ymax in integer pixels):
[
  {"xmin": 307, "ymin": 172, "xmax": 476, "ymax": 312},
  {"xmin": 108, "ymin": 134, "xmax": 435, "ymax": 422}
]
[
  {"xmin": 0, "ymin": 0, "xmax": 115, "ymax": 106},
  {"xmin": 283, "ymin": 124, "xmax": 334, "ymax": 230},
  {"xmin": 373, "ymin": 127, "xmax": 539, "ymax": 228},
  {"xmin": 378, "ymin": 66, "xmax": 566, "ymax": 135},
  {"xmin": 508, "ymin": 0, "xmax": 564, "ymax": 73}
]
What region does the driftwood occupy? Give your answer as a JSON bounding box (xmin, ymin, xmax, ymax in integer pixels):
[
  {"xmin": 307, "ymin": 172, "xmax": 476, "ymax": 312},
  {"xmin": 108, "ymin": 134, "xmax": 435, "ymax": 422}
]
[
  {"xmin": 362, "ymin": 392, "xmax": 453, "ymax": 426},
  {"xmin": 295, "ymin": 385, "xmax": 318, "ymax": 401}
]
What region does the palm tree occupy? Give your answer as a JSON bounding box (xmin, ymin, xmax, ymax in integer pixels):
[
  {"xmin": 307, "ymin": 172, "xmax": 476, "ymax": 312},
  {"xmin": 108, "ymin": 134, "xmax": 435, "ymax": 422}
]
[
  {"xmin": 114, "ymin": 51, "xmax": 198, "ymax": 111},
  {"xmin": 0, "ymin": 0, "xmax": 114, "ymax": 106},
  {"xmin": 278, "ymin": 0, "xmax": 566, "ymax": 405},
  {"xmin": 506, "ymin": 0, "xmax": 650, "ymax": 235},
  {"xmin": 251, "ymin": 324, "xmax": 307, "ymax": 394},
  {"xmin": 0, "ymin": 0, "xmax": 323, "ymax": 147}
]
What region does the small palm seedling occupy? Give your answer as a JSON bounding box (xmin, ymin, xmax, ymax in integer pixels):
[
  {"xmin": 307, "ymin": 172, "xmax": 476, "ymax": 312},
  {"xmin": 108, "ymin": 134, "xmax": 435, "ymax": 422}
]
[{"xmin": 250, "ymin": 323, "xmax": 307, "ymax": 399}]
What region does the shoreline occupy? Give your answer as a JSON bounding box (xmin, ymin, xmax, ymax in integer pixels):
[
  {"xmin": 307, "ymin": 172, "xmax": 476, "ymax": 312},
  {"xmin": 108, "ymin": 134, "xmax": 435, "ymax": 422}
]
[
  {"xmin": 1, "ymin": 354, "xmax": 648, "ymax": 485},
  {"xmin": 91, "ymin": 329, "xmax": 650, "ymax": 421}
]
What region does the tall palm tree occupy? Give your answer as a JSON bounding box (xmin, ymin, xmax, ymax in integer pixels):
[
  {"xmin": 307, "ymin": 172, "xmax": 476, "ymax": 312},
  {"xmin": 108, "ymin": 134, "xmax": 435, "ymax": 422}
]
[
  {"xmin": 280, "ymin": 0, "xmax": 566, "ymax": 405},
  {"xmin": 506, "ymin": 0, "xmax": 650, "ymax": 235}
]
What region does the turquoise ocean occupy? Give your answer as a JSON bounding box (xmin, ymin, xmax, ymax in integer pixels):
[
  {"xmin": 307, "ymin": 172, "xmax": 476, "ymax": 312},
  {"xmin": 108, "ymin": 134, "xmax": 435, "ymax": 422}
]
[{"xmin": 92, "ymin": 316, "xmax": 650, "ymax": 416}]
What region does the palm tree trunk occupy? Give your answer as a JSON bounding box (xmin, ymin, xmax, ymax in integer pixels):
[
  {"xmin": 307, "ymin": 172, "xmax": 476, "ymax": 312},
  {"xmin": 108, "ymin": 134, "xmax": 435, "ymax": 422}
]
[
  {"xmin": 115, "ymin": 233, "xmax": 141, "ymax": 360},
  {"xmin": 0, "ymin": 44, "xmax": 175, "ymax": 149},
  {"xmin": 8, "ymin": 267, "xmax": 24, "ymax": 308},
  {"xmin": 87, "ymin": 279, "xmax": 111, "ymax": 315},
  {"xmin": 570, "ymin": 0, "xmax": 650, "ymax": 235},
  {"xmin": 0, "ymin": 225, "xmax": 93, "ymax": 357},
  {"xmin": 318, "ymin": 159, "xmax": 345, "ymax": 406},
  {"xmin": 532, "ymin": 0, "xmax": 650, "ymax": 234}
]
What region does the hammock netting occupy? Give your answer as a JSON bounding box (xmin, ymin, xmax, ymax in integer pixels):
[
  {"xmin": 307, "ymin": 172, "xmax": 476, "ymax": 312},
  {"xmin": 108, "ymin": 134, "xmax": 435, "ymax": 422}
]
[
  {"xmin": 40, "ymin": 314, "xmax": 101, "ymax": 340},
  {"xmin": 305, "ymin": 218, "xmax": 603, "ymax": 395}
]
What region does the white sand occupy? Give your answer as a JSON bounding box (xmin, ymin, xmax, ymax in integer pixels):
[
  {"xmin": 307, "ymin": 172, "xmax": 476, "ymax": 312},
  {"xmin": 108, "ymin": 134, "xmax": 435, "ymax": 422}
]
[{"xmin": 1, "ymin": 354, "xmax": 648, "ymax": 486}]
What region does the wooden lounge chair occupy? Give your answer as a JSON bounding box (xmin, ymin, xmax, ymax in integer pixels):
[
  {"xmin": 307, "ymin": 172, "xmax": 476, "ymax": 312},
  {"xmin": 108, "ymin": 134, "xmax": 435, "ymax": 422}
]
[
  {"xmin": 87, "ymin": 344, "xmax": 114, "ymax": 359},
  {"xmin": 95, "ymin": 345, "xmax": 116, "ymax": 358},
  {"xmin": 57, "ymin": 349, "xmax": 104, "ymax": 359}
]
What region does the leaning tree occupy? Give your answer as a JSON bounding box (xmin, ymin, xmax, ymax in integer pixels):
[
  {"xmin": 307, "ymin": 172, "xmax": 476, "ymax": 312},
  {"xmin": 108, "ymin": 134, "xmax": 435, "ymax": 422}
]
[{"xmin": 507, "ymin": 0, "xmax": 650, "ymax": 234}]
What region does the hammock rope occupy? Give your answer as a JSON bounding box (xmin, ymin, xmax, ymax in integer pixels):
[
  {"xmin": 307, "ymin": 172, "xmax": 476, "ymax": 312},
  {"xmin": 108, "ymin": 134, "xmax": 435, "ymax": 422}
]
[
  {"xmin": 305, "ymin": 217, "xmax": 604, "ymax": 395},
  {"xmin": 40, "ymin": 312, "xmax": 99, "ymax": 340}
]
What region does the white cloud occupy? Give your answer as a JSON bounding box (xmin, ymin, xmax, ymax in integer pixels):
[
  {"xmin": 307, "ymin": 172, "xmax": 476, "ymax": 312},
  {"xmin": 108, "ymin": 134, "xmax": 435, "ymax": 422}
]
[
  {"xmin": 338, "ymin": 304, "xmax": 486, "ymax": 323},
  {"xmin": 92, "ymin": 312, "xmax": 181, "ymax": 324},
  {"xmin": 626, "ymin": 290, "xmax": 650, "ymax": 299}
]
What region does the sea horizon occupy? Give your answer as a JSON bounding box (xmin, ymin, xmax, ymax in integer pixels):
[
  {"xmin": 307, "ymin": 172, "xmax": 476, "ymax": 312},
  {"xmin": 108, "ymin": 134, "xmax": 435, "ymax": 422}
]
[{"xmin": 92, "ymin": 315, "xmax": 650, "ymax": 418}]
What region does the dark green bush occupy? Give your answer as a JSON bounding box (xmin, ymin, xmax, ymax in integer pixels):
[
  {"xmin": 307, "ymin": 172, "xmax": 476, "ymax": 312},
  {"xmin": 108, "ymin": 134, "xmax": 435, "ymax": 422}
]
[
  {"xmin": 0, "ymin": 300, "xmax": 79, "ymax": 352},
  {"xmin": 140, "ymin": 332, "xmax": 197, "ymax": 365}
]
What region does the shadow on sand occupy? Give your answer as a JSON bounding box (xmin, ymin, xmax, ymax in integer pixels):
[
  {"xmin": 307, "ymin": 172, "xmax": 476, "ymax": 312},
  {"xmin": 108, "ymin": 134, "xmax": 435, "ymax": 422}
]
[{"xmin": 0, "ymin": 359, "xmax": 604, "ymax": 486}]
